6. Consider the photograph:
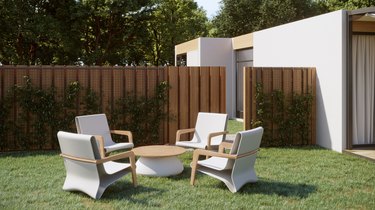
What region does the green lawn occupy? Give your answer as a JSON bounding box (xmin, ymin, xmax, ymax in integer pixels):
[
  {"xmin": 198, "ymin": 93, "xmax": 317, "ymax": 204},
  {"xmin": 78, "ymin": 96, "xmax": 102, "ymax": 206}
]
[
  {"xmin": 227, "ymin": 119, "xmax": 244, "ymax": 134},
  {"xmin": 1, "ymin": 120, "xmax": 374, "ymax": 209},
  {"xmin": 1, "ymin": 147, "xmax": 374, "ymax": 209}
]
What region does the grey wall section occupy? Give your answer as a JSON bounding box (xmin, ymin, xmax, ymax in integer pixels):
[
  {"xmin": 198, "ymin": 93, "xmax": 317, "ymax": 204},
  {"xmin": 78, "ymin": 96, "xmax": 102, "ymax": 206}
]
[{"xmin": 253, "ymin": 10, "xmax": 348, "ymax": 152}]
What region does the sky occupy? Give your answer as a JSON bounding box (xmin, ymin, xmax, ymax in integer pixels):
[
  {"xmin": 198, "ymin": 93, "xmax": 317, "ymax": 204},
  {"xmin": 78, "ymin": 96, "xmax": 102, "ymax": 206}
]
[{"xmin": 194, "ymin": 0, "xmax": 221, "ymax": 19}]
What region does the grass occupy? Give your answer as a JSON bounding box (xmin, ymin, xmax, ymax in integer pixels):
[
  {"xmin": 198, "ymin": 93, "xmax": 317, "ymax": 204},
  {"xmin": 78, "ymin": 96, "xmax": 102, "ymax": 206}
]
[
  {"xmin": 1, "ymin": 120, "xmax": 375, "ymax": 209},
  {"xmin": 227, "ymin": 119, "xmax": 244, "ymax": 134}
]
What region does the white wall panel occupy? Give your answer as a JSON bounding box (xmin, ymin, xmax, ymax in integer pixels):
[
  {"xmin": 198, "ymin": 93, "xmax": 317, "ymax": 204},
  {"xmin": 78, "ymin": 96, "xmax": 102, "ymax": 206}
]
[{"xmin": 254, "ymin": 10, "xmax": 347, "ymax": 152}]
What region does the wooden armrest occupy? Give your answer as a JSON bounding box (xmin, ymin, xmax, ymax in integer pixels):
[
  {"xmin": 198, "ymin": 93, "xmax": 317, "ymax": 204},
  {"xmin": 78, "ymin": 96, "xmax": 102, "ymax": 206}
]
[
  {"xmin": 207, "ymin": 131, "xmax": 229, "ymax": 150},
  {"xmin": 176, "ymin": 128, "xmax": 195, "ymax": 142},
  {"xmin": 193, "ymin": 149, "xmax": 236, "ymax": 160},
  {"xmin": 111, "ymin": 130, "xmax": 133, "ymax": 143},
  {"xmin": 192, "ymin": 148, "xmax": 258, "ymax": 162},
  {"xmin": 94, "ymin": 135, "xmax": 106, "ymax": 158},
  {"xmin": 60, "ymin": 151, "xmax": 136, "ymax": 165},
  {"xmin": 98, "ymin": 150, "xmax": 135, "ymax": 164},
  {"xmin": 218, "ymin": 141, "xmax": 233, "ymax": 153}
]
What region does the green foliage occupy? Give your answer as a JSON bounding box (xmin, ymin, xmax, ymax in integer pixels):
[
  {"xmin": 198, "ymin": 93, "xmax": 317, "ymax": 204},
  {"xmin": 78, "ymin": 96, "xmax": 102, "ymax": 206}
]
[
  {"xmin": 11, "ymin": 76, "xmax": 80, "ymax": 149},
  {"xmin": 82, "ymin": 88, "xmax": 101, "ymax": 114},
  {"xmin": 212, "ymin": 0, "xmax": 325, "ymax": 37},
  {"xmin": 0, "ymin": 76, "xmax": 169, "ymax": 151},
  {"xmin": 252, "ymin": 83, "xmax": 313, "ymax": 146},
  {"xmin": 0, "ymin": 93, "xmax": 12, "ymax": 150},
  {"xmin": 111, "ymin": 81, "xmax": 170, "ymax": 145},
  {"xmin": 0, "ymin": 0, "xmax": 209, "ymax": 66},
  {"xmin": 212, "ymin": 0, "xmax": 262, "ymax": 37},
  {"xmin": 147, "ymin": 0, "xmax": 208, "ymax": 65},
  {"xmin": 316, "ymin": 0, "xmax": 375, "ymax": 11}
]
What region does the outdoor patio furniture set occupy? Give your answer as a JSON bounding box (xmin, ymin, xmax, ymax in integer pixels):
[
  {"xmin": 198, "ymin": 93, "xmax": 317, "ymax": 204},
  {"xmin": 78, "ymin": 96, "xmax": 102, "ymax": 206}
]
[{"xmin": 58, "ymin": 113, "xmax": 264, "ymax": 199}]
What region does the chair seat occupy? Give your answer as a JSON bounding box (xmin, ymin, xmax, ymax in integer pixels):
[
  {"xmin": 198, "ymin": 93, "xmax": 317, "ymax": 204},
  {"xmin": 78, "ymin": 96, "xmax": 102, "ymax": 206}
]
[
  {"xmin": 103, "ymin": 161, "xmax": 131, "ymax": 175},
  {"xmin": 176, "ymin": 141, "xmax": 206, "ymax": 149},
  {"xmin": 105, "ymin": 143, "xmax": 134, "ymax": 153},
  {"xmin": 176, "ymin": 141, "xmax": 220, "ymax": 150},
  {"xmin": 197, "ymin": 157, "xmax": 233, "ymax": 171}
]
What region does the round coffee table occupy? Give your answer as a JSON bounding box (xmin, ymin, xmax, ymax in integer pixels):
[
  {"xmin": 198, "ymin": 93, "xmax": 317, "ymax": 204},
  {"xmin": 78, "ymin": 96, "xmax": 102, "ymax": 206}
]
[{"xmin": 132, "ymin": 145, "xmax": 186, "ymax": 177}]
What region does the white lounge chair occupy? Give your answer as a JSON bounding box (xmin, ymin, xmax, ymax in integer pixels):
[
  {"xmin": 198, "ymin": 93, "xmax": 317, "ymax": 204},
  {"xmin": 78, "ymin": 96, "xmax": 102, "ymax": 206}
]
[
  {"xmin": 175, "ymin": 112, "xmax": 228, "ymax": 150},
  {"xmin": 57, "ymin": 131, "xmax": 137, "ymax": 199},
  {"xmin": 75, "ymin": 114, "xmax": 134, "ymax": 156},
  {"xmin": 190, "ymin": 127, "xmax": 264, "ymax": 193}
]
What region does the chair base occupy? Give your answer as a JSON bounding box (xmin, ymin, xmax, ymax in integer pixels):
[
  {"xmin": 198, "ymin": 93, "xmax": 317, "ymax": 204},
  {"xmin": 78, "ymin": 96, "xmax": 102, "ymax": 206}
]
[{"xmin": 136, "ymin": 156, "xmax": 184, "ymax": 177}]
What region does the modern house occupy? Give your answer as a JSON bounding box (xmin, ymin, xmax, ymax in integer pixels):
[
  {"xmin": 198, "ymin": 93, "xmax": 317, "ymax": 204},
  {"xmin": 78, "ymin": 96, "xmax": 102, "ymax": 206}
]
[{"xmin": 174, "ymin": 7, "xmax": 375, "ymax": 153}]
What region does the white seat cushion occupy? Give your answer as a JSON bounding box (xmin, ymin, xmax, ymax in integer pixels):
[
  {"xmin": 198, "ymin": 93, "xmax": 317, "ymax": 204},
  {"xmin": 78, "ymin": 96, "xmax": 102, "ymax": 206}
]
[
  {"xmin": 198, "ymin": 156, "xmax": 233, "ymax": 171},
  {"xmin": 176, "ymin": 141, "xmax": 206, "ymax": 149}
]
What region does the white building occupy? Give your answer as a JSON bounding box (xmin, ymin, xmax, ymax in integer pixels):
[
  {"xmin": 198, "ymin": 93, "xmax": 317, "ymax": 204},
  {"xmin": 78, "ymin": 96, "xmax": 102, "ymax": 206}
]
[{"xmin": 175, "ymin": 7, "xmax": 375, "ymax": 152}]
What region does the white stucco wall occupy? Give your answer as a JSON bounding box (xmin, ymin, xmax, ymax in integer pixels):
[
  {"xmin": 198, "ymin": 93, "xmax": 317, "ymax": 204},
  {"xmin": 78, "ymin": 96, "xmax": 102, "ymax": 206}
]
[
  {"xmin": 186, "ymin": 50, "xmax": 200, "ymax": 66},
  {"xmin": 253, "ymin": 10, "xmax": 347, "ymax": 152},
  {"xmin": 199, "ymin": 38, "xmax": 235, "ymax": 117}
]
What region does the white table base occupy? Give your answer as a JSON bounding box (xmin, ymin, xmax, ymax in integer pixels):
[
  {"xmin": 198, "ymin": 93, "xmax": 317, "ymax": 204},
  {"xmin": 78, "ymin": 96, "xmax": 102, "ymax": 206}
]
[{"xmin": 135, "ymin": 156, "xmax": 184, "ymax": 177}]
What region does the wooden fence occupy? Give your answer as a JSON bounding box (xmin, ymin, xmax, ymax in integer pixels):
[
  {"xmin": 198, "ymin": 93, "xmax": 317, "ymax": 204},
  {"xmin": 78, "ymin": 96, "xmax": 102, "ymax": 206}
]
[
  {"xmin": 243, "ymin": 67, "xmax": 316, "ymax": 145},
  {"xmin": 0, "ymin": 65, "xmax": 225, "ymax": 150}
]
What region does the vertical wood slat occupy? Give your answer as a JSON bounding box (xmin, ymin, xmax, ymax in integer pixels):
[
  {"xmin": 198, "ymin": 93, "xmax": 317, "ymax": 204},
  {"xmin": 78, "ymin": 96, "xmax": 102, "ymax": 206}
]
[
  {"xmin": 189, "ymin": 67, "xmax": 200, "ymax": 129},
  {"xmin": 200, "ymin": 67, "xmax": 210, "ymax": 112},
  {"xmin": 77, "ymin": 66, "xmax": 89, "ymax": 115},
  {"xmin": 101, "ymin": 67, "xmax": 112, "ymax": 113},
  {"xmin": 15, "ymin": 67, "xmax": 29, "ymax": 148},
  {"xmin": 160, "ymin": 67, "xmax": 168, "ymax": 144},
  {"xmin": 3, "ymin": 68, "xmax": 16, "ymax": 149},
  {"xmin": 124, "ymin": 67, "xmax": 136, "ymax": 96},
  {"xmin": 147, "ymin": 67, "xmax": 158, "ymax": 98},
  {"xmin": 210, "ymin": 67, "xmax": 220, "ymax": 113},
  {"xmin": 168, "ymin": 67, "xmax": 179, "ymax": 144},
  {"xmin": 243, "ymin": 67, "xmax": 251, "ymax": 130},
  {"xmin": 90, "ymin": 68, "xmax": 102, "ymax": 111},
  {"xmin": 136, "ymin": 67, "xmax": 146, "ymax": 98},
  {"xmin": 220, "ymin": 67, "xmax": 226, "ymax": 113},
  {"xmin": 113, "ymin": 68, "xmax": 124, "ymax": 100},
  {"xmin": 179, "ymin": 67, "xmax": 189, "ymax": 141}
]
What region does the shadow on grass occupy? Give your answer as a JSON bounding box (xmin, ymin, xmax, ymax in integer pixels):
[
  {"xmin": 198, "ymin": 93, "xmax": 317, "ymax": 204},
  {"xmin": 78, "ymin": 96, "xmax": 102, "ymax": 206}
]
[
  {"xmin": 65, "ymin": 180, "xmax": 165, "ymax": 206},
  {"xmin": 220, "ymin": 178, "xmax": 317, "ymax": 198}
]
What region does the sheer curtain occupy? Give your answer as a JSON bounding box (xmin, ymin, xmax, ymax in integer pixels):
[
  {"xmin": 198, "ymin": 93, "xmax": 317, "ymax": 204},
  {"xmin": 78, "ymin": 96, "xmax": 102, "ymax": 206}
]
[{"xmin": 352, "ymin": 35, "xmax": 375, "ymax": 145}]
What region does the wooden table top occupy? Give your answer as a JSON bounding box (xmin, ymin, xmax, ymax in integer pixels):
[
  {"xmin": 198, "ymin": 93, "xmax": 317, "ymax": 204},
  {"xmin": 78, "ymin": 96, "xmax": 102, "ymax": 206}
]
[{"xmin": 132, "ymin": 145, "xmax": 186, "ymax": 158}]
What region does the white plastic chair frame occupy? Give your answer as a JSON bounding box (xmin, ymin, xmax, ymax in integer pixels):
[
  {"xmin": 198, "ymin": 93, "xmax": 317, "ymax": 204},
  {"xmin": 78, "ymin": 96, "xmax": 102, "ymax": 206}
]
[
  {"xmin": 175, "ymin": 112, "xmax": 228, "ymax": 150},
  {"xmin": 58, "ymin": 131, "xmax": 137, "ymax": 199},
  {"xmin": 190, "ymin": 127, "xmax": 264, "ymax": 193}
]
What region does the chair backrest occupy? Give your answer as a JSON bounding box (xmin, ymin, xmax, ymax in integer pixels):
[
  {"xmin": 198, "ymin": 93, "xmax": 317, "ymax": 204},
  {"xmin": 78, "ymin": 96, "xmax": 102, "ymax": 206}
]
[
  {"xmin": 57, "ymin": 131, "xmax": 103, "ymax": 180},
  {"xmin": 230, "ymin": 127, "xmax": 263, "ymax": 176},
  {"xmin": 192, "ymin": 112, "xmax": 228, "ymax": 146},
  {"xmin": 58, "ymin": 131, "xmax": 101, "ymax": 160},
  {"xmin": 230, "ymin": 127, "xmax": 263, "ymax": 156},
  {"xmin": 75, "ymin": 114, "xmax": 114, "ymax": 147}
]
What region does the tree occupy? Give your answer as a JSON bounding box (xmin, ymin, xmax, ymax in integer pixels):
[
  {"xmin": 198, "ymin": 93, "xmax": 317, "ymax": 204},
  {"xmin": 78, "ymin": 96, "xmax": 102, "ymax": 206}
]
[
  {"xmin": 0, "ymin": 0, "xmax": 208, "ymax": 66},
  {"xmin": 316, "ymin": 0, "xmax": 375, "ymax": 11},
  {"xmin": 146, "ymin": 0, "xmax": 208, "ymax": 66},
  {"xmin": 212, "ymin": 0, "xmax": 324, "ymax": 37},
  {"xmin": 79, "ymin": 0, "xmax": 154, "ymax": 65},
  {"xmin": 212, "ymin": 0, "xmax": 262, "ymax": 37},
  {"xmin": 0, "ymin": 0, "xmax": 82, "ymax": 65}
]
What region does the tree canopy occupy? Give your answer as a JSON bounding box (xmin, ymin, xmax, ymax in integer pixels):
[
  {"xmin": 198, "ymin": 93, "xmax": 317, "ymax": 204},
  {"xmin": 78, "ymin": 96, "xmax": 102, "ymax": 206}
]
[
  {"xmin": 0, "ymin": 0, "xmax": 207, "ymax": 66},
  {"xmin": 212, "ymin": 0, "xmax": 375, "ymax": 38},
  {"xmin": 1, "ymin": 0, "xmax": 374, "ymax": 65}
]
